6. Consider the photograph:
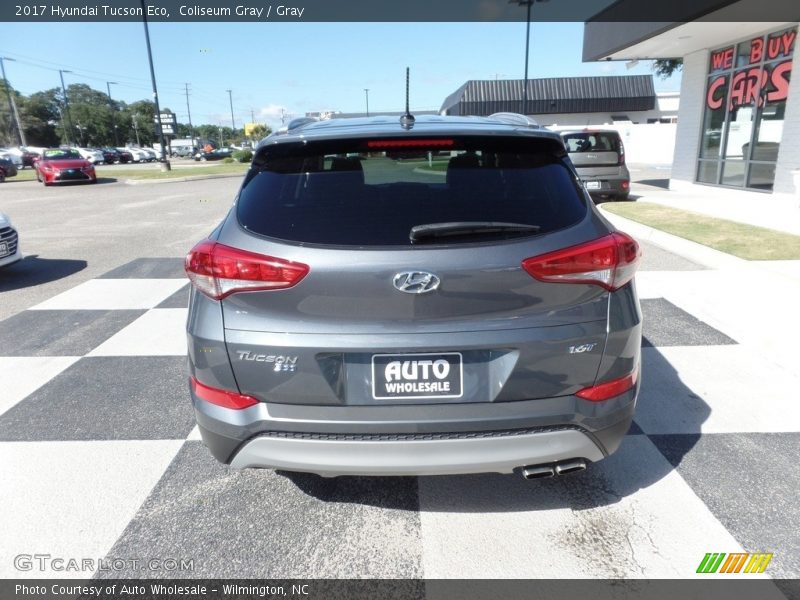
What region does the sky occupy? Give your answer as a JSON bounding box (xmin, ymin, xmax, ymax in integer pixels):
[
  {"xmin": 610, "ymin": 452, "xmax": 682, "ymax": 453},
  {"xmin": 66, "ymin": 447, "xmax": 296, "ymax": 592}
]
[{"xmin": 0, "ymin": 22, "xmax": 681, "ymax": 129}]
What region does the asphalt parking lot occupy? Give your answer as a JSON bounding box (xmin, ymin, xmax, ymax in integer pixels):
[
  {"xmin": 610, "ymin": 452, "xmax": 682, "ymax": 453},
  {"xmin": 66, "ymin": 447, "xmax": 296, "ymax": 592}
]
[{"xmin": 0, "ymin": 168, "xmax": 798, "ymax": 583}]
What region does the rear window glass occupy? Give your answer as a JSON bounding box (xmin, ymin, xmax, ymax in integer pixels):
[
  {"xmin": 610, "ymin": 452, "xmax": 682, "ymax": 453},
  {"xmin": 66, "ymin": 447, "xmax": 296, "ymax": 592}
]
[
  {"xmin": 562, "ymin": 132, "xmax": 620, "ymax": 153},
  {"xmin": 237, "ymin": 136, "xmax": 586, "ymax": 246}
]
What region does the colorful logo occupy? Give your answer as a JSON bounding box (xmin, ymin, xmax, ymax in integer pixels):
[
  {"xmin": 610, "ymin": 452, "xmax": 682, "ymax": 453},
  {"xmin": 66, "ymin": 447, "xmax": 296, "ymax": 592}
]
[{"xmin": 697, "ymin": 553, "xmax": 773, "ymax": 574}]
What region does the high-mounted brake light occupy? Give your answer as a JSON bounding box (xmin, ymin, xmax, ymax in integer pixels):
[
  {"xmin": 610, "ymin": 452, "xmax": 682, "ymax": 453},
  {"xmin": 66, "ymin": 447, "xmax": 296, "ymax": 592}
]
[
  {"xmin": 366, "ymin": 139, "xmax": 454, "ymax": 149},
  {"xmin": 576, "ymin": 365, "xmax": 639, "ymax": 402},
  {"xmin": 185, "ymin": 240, "xmax": 309, "ymax": 300},
  {"xmin": 521, "ymin": 232, "xmax": 640, "ymax": 292},
  {"xmin": 191, "ymin": 376, "xmax": 259, "ymax": 409}
]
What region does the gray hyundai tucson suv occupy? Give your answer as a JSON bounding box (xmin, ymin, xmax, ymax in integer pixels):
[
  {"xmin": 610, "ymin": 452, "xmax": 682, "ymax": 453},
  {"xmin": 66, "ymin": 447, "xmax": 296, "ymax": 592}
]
[{"xmin": 185, "ymin": 114, "xmax": 642, "ymax": 479}]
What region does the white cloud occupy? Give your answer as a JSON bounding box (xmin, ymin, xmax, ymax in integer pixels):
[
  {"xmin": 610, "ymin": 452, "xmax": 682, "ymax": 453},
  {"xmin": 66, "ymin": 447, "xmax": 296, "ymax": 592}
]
[{"xmin": 256, "ymin": 103, "xmax": 294, "ymax": 128}]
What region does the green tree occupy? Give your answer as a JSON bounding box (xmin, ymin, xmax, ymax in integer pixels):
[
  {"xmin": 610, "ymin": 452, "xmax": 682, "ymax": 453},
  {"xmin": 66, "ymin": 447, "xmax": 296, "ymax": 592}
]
[
  {"xmin": 247, "ymin": 123, "xmax": 270, "ymax": 141},
  {"xmin": 65, "ymin": 83, "xmax": 117, "ymax": 146},
  {"xmin": 20, "ymin": 88, "xmax": 60, "ymax": 146},
  {"xmin": 0, "ymin": 81, "xmax": 23, "ymax": 146},
  {"xmin": 653, "ymin": 59, "xmax": 683, "ymax": 79},
  {"xmin": 120, "ymin": 100, "xmax": 156, "ymax": 146}
]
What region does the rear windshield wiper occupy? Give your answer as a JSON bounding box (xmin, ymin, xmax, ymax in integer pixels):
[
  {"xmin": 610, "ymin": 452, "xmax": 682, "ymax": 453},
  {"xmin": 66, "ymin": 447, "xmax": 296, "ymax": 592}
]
[{"xmin": 410, "ymin": 221, "xmax": 540, "ymax": 244}]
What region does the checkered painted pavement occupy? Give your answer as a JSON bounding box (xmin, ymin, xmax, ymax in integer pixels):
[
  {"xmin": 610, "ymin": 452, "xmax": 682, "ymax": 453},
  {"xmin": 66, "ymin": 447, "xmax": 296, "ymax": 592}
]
[{"xmin": 1, "ymin": 245, "xmax": 798, "ymax": 581}]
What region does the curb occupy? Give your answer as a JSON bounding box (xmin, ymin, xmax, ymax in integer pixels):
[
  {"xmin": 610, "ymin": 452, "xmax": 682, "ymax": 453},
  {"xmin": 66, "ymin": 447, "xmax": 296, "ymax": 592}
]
[
  {"xmin": 597, "ymin": 204, "xmax": 746, "ymax": 270},
  {"xmin": 123, "ymin": 172, "xmax": 246, "ymax": 185}
]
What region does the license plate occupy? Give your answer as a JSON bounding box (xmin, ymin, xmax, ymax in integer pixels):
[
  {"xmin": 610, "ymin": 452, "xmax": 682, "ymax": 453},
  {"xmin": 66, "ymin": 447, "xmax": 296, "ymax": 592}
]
[
  {"xmin": 0, "ymin": 242, "xmax": 7, "ymax": 256},
  {"xmin": 585, "ymin": 181, "xmax": 601, "ymax": 190},
  {"xmin": 371, "ymin": 352, "xmax": 463, "ymax": 400}
]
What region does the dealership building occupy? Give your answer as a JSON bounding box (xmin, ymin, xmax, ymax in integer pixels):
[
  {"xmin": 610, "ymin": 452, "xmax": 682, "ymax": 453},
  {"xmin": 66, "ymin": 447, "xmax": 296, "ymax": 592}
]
[
  {"xmin": 439, "ymin": 76, "xmax": 679, "ymax": 126},
  {"xmin": 584, "ymin": 12, "xmax": 799, "ymax": 201}
]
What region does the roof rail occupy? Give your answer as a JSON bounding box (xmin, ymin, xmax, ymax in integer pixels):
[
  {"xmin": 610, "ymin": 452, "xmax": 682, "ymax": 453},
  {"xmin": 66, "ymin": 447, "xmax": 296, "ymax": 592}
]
[{"xmin": 487, "ymin": 112, "xmax": 539, "ymax": 128}]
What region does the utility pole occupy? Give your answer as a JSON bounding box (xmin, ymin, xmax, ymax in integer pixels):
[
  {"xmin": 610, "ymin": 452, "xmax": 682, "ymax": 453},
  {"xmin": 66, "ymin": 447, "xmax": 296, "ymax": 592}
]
[
  {"xmin": 184, "ymin": 83, "xmax": 195, "ymax": 147},
  {"xmin": 141, "ymin": 0, "xmax": 170, "ymax": 170},
  {"xmin": 9, "ymin": 94, "xmax": 26, "ymax": 146},
  {"xmin": 58, "ymin": 69, "xmax": 75, "ymax": 146},
  {"xmin": 250, "ymin": 108, "xmax": 255, "ymax": 123},
  {"xmin": 226, "ymin": 89, "xmax": 235, "ymax": 134},
  {"xmin": 364, "ymin": 88, "xmax": 370, "ymax": 117},
  {"xmin": 133, "ymin": 114, "xmax": 140, "ymax": 146},
  {"xmin": 0, "ymin": 57, "xmax": 24, "ymax": 146},
  {"xmin": 106, "ymin": 81, "xmax": 119, "ymax": 147}
]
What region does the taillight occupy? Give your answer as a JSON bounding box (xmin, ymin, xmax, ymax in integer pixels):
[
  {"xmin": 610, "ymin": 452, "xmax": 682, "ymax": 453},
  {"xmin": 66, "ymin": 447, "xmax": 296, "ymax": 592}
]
[
  {"xmin": 185, "ymin": 240, "xmax": 309, "ymax": 300},
  {"xmin": 191, "ymin": 376, "xmax": 258, "ymax": 409},
  {"xmin": 576, "ymin": 365, "xmax": 639, "ymax": 402},
  {"xmin": 521, "ymin": 232, "xmax": 640, "ymax": 291},
  {"xmin": 618, "ymin": 142, "xmax": 626, "ymax": 166}
]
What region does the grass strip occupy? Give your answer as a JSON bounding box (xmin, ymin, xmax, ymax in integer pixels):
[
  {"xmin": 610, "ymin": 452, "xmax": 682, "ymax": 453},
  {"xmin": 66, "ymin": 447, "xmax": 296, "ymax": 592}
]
[
  {"xmin": 603, "ymin": 201, "xmax": 800, "ymax": 260},
  {"xmin": 8, "ymin": 163, "xmax": 249, "ymax": 183}
]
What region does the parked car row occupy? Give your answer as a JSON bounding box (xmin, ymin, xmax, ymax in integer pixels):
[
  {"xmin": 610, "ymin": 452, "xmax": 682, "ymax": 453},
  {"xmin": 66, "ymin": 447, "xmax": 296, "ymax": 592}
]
[
  {"xmin": 0, "ymin": 147, "xmax": 37, "ymax": 169},
  {"xmin": 193, "ymin": 147, "xmax": 234, "ymax": 161},
  {"xmin": 0, "ymin": 157, "xmax": 18, "ymax": 182}
]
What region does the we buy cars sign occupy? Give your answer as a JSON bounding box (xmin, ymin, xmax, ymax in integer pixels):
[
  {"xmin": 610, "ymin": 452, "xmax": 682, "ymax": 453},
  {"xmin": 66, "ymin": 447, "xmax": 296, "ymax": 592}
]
[{"xmin": 154, "ymin": 112, "xmax": 177, "ymax": 136}]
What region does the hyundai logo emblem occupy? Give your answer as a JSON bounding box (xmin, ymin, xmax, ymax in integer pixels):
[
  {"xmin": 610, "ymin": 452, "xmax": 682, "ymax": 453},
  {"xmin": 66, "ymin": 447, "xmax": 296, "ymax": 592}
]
[{"xmin": 393, "ymin": 271, "xmax": 441, "ymax": 294}]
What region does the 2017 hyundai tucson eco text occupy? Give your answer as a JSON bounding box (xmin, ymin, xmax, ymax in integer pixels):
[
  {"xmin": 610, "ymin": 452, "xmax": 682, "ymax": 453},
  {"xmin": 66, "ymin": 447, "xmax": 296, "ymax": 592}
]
[{"xmin": 184, "ymin": 114, "xmax": 642, "ymax": 479}]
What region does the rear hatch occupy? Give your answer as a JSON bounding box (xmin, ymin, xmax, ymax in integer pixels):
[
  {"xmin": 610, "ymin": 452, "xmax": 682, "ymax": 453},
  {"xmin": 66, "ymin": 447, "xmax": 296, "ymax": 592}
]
[
  {"xmin": 201, "ymin": 134, "xmax": 624, "ymax": 406},
  {"xmin": 562, "ymin": 131, "xmax": 624, "ymax": 180}
]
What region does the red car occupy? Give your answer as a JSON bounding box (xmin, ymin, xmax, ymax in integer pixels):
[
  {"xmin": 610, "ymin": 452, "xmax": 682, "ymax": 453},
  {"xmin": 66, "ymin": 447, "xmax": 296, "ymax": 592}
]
[{"xmin": 34, "ymin": 148, "xmax": 97, "ymax": 186}]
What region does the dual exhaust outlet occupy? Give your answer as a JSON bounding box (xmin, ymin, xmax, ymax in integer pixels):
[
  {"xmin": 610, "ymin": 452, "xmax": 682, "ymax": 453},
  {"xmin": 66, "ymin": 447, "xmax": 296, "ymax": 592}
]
[{"xmin": 519, "ymin": 459, "xmax": 587, "ymax": 480}]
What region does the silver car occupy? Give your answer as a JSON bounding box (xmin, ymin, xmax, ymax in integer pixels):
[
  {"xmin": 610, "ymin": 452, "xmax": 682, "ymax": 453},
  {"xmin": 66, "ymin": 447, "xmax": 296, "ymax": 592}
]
[
  {"xmin": 0, "ymin": 212, "xmax": 21, "ymax": 268},
  {"xmin": 185, "ymin": 114, "xmax": 642, "ymax": 478},
  {"xmin": 561, "ymin": 129, "xmax": 631, "ymax": 200}
]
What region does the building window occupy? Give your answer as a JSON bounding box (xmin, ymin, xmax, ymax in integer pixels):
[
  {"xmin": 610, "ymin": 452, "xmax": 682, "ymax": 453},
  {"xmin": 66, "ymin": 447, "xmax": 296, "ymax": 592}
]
[{"xmin": 697, "ymin": 27, "xmax": 796, "ymax": 191}]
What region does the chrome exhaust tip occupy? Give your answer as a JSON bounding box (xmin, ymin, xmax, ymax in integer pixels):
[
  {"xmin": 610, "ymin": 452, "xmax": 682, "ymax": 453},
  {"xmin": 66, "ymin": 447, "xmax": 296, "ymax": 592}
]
[
  {"xmin": 520, "ymin": 465, "xmax": 555, "ymax": 480},
  {"xmin": 555, "ymin": 460, "xmax": 587, "ymax": 476}
]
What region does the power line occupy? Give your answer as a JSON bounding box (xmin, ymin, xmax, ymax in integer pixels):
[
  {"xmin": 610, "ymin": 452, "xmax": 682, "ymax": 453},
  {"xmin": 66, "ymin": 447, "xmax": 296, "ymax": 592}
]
[{"xmin": 0, "ymin": 49, "xmax": 190, "ymax": 87}]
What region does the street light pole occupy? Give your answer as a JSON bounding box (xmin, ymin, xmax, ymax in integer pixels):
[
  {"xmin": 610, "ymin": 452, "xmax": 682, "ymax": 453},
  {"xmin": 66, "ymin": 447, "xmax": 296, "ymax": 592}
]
[
  {"xmin": 510, "ymin": 0, "xmax": 546, "ymax": 116},
  {"xmin": 364, "ymin": 88, "xmax": 370, "ymax": 117},
  {"xmin": 106, "ymin": 81, "xmax": 119, "ymax": 147},
  {"xmin": 140, "ymin": 0, "xmax": 170, "ymax": 171},
  {"xmin": 0, "ymin": 57, "xmax": 24, "ymax": 146},
  {"xmin": 58, "ymin": 69, "xmax": 75, "ymax": 146}
]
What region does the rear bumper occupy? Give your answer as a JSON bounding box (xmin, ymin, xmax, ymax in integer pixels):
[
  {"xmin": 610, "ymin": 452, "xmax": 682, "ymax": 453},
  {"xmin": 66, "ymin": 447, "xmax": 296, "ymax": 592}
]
[
  {"xmin": 228, "ymin": 428, "xmax": 607, "ymax": 476},
  {"xmin": 192, "ymin": 385, "xmax": 636, "ymax": 475},
  {"xmin": 578, "ymin": 167, "xmax": 630, "ymax": 196}
]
